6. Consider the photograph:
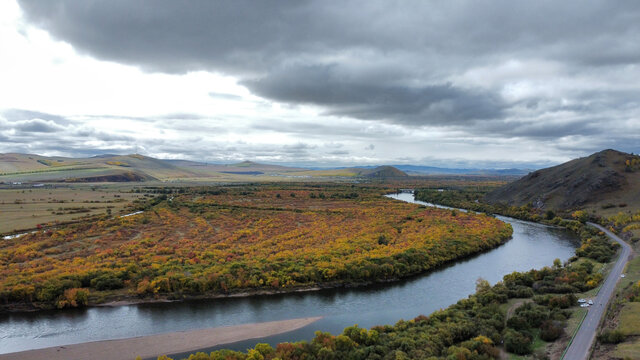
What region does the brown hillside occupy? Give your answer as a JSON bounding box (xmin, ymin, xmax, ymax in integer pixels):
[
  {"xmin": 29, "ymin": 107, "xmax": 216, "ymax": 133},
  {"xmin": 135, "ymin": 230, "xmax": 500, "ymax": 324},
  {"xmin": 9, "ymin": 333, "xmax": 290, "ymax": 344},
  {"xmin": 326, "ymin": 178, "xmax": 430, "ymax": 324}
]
[
  {"xmin": 485, "ymin": 149, "xmax": 640, "ymax": 213},
  {"xmin": 361, "ymin": 166, "xmax": 409, "ymax": 178}
]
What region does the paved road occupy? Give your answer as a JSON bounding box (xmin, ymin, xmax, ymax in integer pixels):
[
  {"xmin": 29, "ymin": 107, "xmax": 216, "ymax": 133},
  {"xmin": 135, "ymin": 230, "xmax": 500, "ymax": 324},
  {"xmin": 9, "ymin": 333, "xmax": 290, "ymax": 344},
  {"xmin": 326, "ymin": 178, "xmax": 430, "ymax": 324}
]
[{"xmin": 563, "ymin": 223, "xmax": 632, "ymax": 360}]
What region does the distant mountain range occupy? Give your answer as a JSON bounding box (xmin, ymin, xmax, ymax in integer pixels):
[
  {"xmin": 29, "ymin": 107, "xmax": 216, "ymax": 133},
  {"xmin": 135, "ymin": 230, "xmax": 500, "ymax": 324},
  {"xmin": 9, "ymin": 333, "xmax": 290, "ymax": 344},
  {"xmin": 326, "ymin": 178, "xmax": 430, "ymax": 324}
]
[
  {"xmin": 0, "ymin": 153, "xmax": 418, "ymax": 182},
  {"xmin": 390, "ymin": 165, "xmax": 529, "ymax": 176},
  {"xmin": 301, "ymin": 165, "xmax": 529, "ymax": 176},
  {"xmin": 485, "ymin": 149, "xmax": 640, "ymax": 214},
  {"xmin": 0, "ymin": 152, "xmax": 538, "ymax": 184}
]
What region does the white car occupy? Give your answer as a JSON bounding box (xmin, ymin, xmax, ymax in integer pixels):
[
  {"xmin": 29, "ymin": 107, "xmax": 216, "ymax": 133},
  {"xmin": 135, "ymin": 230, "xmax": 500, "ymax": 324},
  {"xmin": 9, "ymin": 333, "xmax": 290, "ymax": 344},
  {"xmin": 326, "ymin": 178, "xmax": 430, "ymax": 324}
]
[
  {"xmin": 621, "ymin": 274, "xmax": 626, "ymax": 278},
  {"xmin": 580, "ymin": 303, "xmax": 590, "ymax": 308},
  {"xmin": 588, "ymin": 300, "xmax": 594, "ymax": 305},
  {"xmin": 578, "ymin": 299, "xmax": 587, "ymax": 303}
]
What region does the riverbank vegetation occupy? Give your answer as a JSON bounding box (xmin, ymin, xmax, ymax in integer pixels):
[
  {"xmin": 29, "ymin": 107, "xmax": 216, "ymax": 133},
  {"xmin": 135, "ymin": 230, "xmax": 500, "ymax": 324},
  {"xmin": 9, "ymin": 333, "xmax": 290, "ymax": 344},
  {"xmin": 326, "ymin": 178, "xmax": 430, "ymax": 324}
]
[
  {"xmin": 153, "ymin": 184, "xmax": 621, "ymax": 360},
  {"xmin": 593, "ymin": 255, "xmax": 640, "ymax": 358},
  {"xmin": 0, "ymin": 184, "xmax": 512, "ymax": 311},
  {"xmin": 161, "ymin": 253, "xmax": 605, "ymax": 360},
  {"xmin": 416, "ymin": 186, "xmax": 634, "ymax": 359},
  {"xmin": 588, "ymin": 208, "xmax": 640, "ymax": 358},
  {"xmin": 415, "ymin": 188, "xmax": 619, "ymax": 264}
]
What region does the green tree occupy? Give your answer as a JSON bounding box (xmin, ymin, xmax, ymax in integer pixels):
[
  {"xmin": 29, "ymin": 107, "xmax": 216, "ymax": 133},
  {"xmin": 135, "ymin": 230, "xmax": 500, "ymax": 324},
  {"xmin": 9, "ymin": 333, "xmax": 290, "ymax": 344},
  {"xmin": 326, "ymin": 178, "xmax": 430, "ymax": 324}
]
[{"xmin": 504, "ymin": 329, "xmax": 532, "ymax": 355}]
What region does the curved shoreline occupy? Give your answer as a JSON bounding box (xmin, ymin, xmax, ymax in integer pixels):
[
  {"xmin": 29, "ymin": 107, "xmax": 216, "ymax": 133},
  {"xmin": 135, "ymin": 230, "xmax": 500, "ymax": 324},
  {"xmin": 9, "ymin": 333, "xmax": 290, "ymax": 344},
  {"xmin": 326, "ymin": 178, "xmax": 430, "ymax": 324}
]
[
  {"xmin": 2, "ymin": 236, "xmax": 514, "ymax": 314},
  {"xmin": 2, "ymin": 229, "xmax": 511, "ymax": 314},
  {"xmin": 0, "ymin": 316, "xmax": 322, "ymax": 360},
  {"xmin": 2, "ymin": 196, "xmax": 579, "ymax": 360}
]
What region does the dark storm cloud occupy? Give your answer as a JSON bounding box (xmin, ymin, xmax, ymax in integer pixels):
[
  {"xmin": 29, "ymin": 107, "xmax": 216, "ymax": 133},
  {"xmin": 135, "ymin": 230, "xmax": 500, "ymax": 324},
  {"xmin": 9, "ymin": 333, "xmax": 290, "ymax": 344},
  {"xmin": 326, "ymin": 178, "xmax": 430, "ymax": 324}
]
[
  {"xmin": 18, "ymin": 1, "xmax": 640, "ymax": 72},
  {"xmin": 475, "ymin": 118, "xmax": 603, "ymax": 140},
  {"xmin": 16, "ymin": 0, "xmax": 640, "ymax": 139},
  {"xmin": 244, "ymin": 65, "xmax": 505, "ymax": 125}
]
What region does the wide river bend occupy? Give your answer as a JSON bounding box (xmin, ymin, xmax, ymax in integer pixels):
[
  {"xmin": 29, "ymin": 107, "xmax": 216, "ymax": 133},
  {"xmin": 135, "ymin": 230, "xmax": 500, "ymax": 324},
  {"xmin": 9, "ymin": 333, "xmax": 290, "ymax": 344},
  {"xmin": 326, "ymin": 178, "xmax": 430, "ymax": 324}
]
[{"xmin": 0, "ymin": 193, "xmax": 579, "ymax": 357}]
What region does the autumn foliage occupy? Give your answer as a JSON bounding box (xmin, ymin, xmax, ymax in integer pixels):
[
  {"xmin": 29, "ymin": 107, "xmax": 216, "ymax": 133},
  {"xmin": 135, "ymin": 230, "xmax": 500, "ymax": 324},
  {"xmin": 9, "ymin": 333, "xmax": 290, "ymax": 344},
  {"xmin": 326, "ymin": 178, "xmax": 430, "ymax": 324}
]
[{"xmin": 0, "ymin": 185, "xmax": 512, "ymax": 309}]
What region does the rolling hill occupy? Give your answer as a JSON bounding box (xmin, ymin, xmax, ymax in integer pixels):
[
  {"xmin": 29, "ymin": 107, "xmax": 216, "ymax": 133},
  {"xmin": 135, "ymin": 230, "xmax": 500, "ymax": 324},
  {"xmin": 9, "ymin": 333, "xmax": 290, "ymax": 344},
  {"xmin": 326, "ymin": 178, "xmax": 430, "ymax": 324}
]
[
  {"xmin": 360, "ymin": 165, "xmax": 408, "ymax": 178},
  {"xmin": 0, "ymin": 153, "xmax": 408, "ymax": 183},
  {"xmin": 485, "ymin": 149, "xmax": 640, "ymax": 214},
  {"xmin": 393, "ymin": 164, "xmax": 529, "ymax": 176}
]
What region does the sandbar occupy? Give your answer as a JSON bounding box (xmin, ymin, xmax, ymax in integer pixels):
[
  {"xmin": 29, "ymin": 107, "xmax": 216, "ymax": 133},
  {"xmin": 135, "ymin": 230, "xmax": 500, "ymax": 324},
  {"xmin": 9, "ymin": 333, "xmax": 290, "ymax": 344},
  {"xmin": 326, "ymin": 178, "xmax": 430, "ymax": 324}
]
[{"xmin": 0, "ymin": 316, "xmax": 322, "ymax": 360}]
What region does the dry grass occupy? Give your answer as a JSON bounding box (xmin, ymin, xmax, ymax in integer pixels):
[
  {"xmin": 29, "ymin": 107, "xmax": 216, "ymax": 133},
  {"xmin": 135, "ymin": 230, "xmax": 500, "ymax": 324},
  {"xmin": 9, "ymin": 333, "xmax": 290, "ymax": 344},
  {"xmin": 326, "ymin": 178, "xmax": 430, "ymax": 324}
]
[
  {"xmin": 614, "ymin": 338, "xmax": 640, "ymax": 359},
  {"xmin": 617, "ymin": 303, "xmax": 640, "ymax": 336},
  {"xmin": 0, "ymin": 186, "xmax": 142, "ymax": 234},
  {"xmin": 287, "ymin": 169, "xmax": 358, "ymax": 177}
]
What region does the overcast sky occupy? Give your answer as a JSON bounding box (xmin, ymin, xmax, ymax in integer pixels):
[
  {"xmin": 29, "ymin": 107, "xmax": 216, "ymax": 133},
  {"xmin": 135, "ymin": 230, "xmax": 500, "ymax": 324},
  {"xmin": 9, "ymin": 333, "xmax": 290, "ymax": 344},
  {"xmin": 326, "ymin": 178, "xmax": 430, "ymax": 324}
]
[{"xmin": 0, "ymin": 1, "xmax": 638, "ymax": 168}]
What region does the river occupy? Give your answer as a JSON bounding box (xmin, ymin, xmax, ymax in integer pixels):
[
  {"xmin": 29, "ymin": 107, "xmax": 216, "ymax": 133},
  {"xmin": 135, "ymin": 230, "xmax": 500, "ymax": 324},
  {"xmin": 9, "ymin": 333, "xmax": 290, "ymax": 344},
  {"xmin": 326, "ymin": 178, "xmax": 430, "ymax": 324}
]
[{"xmin": 0, "ymin": 193, "xmax": 580, "ymax": 356}]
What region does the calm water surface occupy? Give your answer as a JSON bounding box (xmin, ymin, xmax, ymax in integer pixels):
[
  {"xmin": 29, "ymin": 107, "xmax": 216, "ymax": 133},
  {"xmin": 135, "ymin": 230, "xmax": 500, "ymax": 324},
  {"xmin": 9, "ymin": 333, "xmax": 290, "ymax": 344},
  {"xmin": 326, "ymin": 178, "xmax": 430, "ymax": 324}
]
[{"xmin": 0, "ymin": 193, "xmax": 580, "ymax": 355}]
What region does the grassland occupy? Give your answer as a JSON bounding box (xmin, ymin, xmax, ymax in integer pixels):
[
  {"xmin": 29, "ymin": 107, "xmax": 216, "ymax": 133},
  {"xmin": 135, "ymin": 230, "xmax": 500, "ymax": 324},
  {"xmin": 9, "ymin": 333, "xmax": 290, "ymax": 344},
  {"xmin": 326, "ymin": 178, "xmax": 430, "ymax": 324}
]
[
  {"xmin": 617, "ymin": 303, "xmax": 640, "ymax": 335},
  {"xmin": 0, "ymin": 185, "xmax": 143, "ymax": 234},
  {"xmin": 613, "ymin": 338, "xmax": 640, "ymax": 359},
  {"xmin": 591, "ymin": 238, "xmax": 640, "ymax": 359},
  {"xmin": 286, "ymin": 169, "xmax": 358, "ymax": 177}
]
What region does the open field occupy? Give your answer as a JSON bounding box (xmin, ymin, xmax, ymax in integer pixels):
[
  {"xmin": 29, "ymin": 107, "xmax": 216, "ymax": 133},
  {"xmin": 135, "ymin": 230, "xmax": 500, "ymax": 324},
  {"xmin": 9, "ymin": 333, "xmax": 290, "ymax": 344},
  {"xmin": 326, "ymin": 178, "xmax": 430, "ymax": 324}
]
[
  {"xmin": 0, "ymin": 185, "xmax": 144, "ymax": 234},
  {"xmin": 616, "ymin": 255, "xmax": 640, "ymax": 297},
  {"xmin": 0, "ymin": 183, "xmax": 512, "ymax": 310}
]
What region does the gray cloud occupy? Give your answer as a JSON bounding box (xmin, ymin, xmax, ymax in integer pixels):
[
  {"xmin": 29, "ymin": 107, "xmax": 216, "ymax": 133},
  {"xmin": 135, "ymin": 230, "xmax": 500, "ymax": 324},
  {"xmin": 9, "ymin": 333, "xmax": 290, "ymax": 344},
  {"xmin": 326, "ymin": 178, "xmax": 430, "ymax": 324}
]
[
  {"xmin": 244, "ymin": 65, "xmax": 505, "ymax": 125},
  {"xmin": 17, "ymin": 0, "xmax": 640, "ymax": 137},
  {"xmin": 14, "ymin": 119, "xmax": 65, "ymax": 133},
  {"xmin": 0, "ymin": 110, "xmax": 68, "ymax": 134},
  {"xmin": 8, "ymin": 0, "xmax": 640, "ymax": 166},
  {"xmin": 18, "ymin": 1, "xmax": 640, "ymax": 72},
  {"xmin": 2, "ymin": 109, "xmax": 71, "ymax": 125}
]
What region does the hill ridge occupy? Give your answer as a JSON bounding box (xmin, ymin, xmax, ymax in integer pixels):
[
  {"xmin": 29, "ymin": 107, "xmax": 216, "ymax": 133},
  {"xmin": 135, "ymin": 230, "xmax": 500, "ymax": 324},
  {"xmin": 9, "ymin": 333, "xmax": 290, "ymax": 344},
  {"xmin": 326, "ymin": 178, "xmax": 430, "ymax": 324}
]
[
  {"xmin": 485, "ymin": 149, "xmax": 640, "ymax": 213},
  {"xmin": 0, "ymin": 153, "xmax": 410, "ymax": 182}
]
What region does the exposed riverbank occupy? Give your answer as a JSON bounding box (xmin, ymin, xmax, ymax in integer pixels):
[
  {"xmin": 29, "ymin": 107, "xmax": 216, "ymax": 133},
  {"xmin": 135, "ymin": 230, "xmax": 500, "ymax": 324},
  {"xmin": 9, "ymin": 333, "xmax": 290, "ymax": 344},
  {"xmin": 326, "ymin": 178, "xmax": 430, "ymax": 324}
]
[{"xmin": 0, "ymin": 317, "xmax": 322, "ymax": 360}]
